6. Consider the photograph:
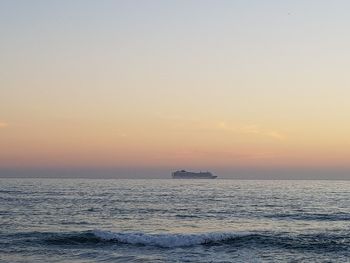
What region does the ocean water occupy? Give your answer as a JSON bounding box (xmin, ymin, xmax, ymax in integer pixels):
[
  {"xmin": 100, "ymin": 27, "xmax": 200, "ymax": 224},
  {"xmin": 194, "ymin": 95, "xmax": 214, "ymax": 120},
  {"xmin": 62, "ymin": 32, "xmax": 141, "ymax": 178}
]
[{"xmin": 1, "ymin": 179, "xmax": 350, "ymax": 262}]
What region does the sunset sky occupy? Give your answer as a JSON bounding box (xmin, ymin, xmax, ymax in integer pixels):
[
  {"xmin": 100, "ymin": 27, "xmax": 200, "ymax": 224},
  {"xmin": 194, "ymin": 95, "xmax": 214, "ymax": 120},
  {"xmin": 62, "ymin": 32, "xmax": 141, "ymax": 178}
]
[{"xmin": 1, "ymin": 1, "xmax": 350, "ymax": 178}]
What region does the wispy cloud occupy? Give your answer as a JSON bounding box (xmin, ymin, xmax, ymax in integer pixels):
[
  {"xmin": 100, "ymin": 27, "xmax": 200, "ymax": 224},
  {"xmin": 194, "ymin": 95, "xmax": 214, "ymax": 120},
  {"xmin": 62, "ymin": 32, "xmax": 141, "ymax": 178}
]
[
  {"xmin": 265, "ymin": 131, "xmax": 285, "ymax": 141},
  {"xmin": 0, "ymin": 122, "xmax": 9, "ymax": 128},
  {"xmin": 217, "ymin": 122, "xmax": 286, "ymax": 141},
  {"xmin": 156, "ymin": 115, "xmax": 286, "ymax": 141},
  {"xmin": 152, "ymin": 149, "xmax": 278, "ymax": 163}
]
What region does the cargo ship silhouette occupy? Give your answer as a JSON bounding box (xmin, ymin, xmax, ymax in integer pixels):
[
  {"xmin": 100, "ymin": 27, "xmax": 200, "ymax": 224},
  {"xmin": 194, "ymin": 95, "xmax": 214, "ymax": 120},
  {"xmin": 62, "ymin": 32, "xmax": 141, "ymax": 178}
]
[{"xmin": 171, "ymin": 170, "xmax": 217, "ymax": 179}]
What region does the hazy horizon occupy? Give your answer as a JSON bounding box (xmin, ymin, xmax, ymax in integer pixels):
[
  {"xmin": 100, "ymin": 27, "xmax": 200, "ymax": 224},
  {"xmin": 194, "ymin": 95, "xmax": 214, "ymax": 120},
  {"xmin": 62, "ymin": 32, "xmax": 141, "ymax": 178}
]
[
  {"xmin": 2, "ymin": 1, "xmax": 350, "ymax": 179},
  {"xmin": 1, "ymin": 166, "xmax": 350, "ymax": 180}
]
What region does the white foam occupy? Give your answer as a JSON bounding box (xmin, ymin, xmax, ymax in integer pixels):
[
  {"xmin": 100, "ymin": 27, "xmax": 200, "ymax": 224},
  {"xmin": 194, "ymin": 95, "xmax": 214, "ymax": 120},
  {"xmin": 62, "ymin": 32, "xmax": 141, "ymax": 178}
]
[{"xmin": 93, "ymin": 230, "xmax": 249, "ymax": 247}]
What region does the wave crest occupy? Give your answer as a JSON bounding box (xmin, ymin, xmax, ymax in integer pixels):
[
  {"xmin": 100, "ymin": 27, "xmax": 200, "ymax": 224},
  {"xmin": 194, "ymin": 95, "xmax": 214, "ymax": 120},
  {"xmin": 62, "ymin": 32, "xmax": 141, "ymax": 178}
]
[{"xmin": 92, "ymin": 230, "xmax": 248, "ymax": 247}]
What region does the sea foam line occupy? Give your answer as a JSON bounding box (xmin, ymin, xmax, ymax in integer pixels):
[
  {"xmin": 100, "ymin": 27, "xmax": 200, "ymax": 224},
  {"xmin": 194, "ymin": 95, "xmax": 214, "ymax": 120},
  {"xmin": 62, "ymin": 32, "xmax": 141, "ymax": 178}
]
[{"xmin": 92, "ymin": 230, "xmax": 249, "ymax": 247}]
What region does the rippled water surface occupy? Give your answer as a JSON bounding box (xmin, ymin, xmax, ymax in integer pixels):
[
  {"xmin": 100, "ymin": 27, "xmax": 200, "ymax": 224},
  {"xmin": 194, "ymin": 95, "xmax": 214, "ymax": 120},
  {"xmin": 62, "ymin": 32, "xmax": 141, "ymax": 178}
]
[{"xmin": 1, "ymin": 179, "xmax": 350, "ymax": 262}]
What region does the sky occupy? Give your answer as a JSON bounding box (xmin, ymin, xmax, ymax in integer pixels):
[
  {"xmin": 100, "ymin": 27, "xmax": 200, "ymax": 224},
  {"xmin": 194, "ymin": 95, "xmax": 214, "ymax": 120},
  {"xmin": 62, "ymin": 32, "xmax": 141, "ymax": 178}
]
[{"xmin": 1, "ymin": 0, "xmax": 350, "ymax": 179}]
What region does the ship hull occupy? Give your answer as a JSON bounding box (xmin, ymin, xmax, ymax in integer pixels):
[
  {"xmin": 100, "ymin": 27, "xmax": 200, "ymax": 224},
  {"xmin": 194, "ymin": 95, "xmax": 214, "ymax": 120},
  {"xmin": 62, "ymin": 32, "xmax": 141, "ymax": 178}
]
[
  {"xmin": 172, "ymin": 175, "xmax": 217, "ymax": 179},
  {"xmin": 171, "ymin": 170, "xmax": 217, "ymax": 179}
]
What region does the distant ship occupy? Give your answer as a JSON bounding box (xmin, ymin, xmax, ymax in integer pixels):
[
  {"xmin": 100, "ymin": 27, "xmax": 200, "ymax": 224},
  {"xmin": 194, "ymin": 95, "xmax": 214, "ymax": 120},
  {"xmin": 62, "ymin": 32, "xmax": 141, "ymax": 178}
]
[{"xmin": 171, "ymin": 170, "xmax": 217, "ymax": 179}]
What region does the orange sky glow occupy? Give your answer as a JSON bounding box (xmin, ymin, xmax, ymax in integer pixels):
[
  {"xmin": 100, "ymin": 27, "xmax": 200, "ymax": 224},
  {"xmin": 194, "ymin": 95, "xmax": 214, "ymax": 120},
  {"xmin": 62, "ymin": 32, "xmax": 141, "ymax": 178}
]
[{"xmin": 1, "ymin": 1, "xmax": 350, "ymax": 177}]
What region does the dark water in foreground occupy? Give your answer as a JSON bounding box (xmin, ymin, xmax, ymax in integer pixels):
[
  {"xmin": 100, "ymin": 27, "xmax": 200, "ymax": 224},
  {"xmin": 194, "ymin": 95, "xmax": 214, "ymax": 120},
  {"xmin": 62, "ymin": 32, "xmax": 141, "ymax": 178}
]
[{"xmin": 0, "ymin": 179, "xmax": 349, "ymax": 262}]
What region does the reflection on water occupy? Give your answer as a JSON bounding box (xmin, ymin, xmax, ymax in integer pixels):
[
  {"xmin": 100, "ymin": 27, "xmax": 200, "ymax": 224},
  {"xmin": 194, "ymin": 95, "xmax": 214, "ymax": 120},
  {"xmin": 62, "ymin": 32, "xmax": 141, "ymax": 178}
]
[{"xmin": 1, "ymin": 179, "xmax": 350, "ymax": 262}]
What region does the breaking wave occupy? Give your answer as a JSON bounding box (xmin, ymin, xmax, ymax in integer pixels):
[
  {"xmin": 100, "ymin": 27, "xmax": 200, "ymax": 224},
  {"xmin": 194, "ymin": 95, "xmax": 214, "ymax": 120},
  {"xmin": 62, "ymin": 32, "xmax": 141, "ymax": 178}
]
[
  {"xmin": 4, "ymin": 230, "xmax": 349, "ymax": 252},
  {"xmin": 92, "ymin": 230, "xmax": 249, "ymax": 247}
]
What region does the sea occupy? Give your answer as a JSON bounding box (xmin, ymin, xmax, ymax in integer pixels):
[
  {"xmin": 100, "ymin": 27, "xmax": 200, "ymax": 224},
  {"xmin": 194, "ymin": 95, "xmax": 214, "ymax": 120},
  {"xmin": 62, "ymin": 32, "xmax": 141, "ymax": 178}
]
[{"xmin": 1, "ymin": 178, "xmax": 349, "ymax": 262}]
